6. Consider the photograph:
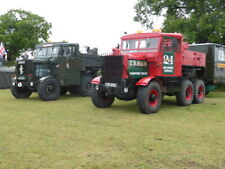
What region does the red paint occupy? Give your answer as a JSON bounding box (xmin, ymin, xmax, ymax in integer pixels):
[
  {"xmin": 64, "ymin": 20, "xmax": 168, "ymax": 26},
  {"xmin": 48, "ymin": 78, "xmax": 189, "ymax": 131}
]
[
  {"xmin": 91, "ymin": 76, "xmax": 101, "ymax": 84},
  {"xmin": 198, "ymin": 85, "xmax": 204, "ymax": 99},
  {"xmin": 136, "ymin": 76, "xmax": 155, "ymax": 86},
  {"xmin": 111, "ymin": 32, "xmax": 206, "ymax": 80},
  {"xmin": 186, "ymin": 86, "xmax": 193, "ymax": 101},
  {"xmin": 149, "ymin": 89, "xmax": 159, "ymax": 107}
]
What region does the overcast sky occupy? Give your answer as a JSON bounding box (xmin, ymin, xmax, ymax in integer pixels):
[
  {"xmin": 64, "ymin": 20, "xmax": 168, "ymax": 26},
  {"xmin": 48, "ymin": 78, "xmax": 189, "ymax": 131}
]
[{"xmin": 1, "ymin": 0, "xmax": 163, "ymax": 54}]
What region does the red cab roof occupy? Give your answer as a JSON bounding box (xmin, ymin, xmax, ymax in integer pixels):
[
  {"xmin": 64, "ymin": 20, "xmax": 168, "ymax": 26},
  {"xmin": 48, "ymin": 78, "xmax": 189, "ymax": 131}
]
[{"xmin": 121, "ymin": 32, "xmax": 183, "ymax": 40}]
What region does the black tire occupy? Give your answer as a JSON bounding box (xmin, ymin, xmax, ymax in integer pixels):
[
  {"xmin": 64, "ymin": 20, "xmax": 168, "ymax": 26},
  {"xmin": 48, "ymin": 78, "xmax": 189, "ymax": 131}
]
[
  {"xmin": 193, "ymin": 79, "xmax": 205, "ymax": 104},
  {"xmin": 91, "ymin": 87, "xmax": 115, "ymax": 108},
  {"xmin": 176, "ymin": 79, "xmax": 193, "ymax": 106},
  {"xmin": 60, "ymin": 87, "xmax": 67, "ymax": 95},
  {"xmin": 37, "ymin": 77, "xmax": 60, "ymax": 101},
  {"xmin": 78, "ymin": 75, "xmax": 92, "ymax": 97},
  {"xmin": 11, "ymin": 85, "xmax": 32, "ymax": 99},
  {"xmin": 137, "ymin": 81, "xmax": 162, "ymax": 114}
]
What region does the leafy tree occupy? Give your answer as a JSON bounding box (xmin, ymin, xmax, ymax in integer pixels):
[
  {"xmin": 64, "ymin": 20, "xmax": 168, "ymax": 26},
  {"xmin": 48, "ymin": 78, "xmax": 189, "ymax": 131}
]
[
  {"xmin": 0, "ymin": 9, "xmax": 52, "ymax": 60},
  {"xmin": 134, "ymin": 0, "xmax": 225, "ymax": 44}
]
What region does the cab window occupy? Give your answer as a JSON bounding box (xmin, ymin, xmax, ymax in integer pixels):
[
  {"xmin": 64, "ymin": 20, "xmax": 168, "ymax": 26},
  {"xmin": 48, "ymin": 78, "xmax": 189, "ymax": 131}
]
[{"xmin": 163, "ymin": 37, "xmax": 180, "ymax": 52}]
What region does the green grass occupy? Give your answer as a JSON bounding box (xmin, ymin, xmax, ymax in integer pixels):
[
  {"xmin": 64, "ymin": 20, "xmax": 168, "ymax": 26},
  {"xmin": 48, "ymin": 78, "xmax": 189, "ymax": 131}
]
[{"xmin": 0, "ymin": 90, "xmax": 225, "ymax": 169}]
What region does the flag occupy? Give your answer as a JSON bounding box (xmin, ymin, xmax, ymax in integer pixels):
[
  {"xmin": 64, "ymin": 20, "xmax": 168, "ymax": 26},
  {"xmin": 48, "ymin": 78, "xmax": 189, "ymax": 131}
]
[{"xmin": 0, "ymin": 42, "xmax": 7, "ymax": 60}]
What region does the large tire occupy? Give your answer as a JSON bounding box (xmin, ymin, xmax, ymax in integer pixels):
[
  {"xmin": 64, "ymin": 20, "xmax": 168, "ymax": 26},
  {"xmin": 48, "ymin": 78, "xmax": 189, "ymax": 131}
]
[
  {"xmin": 91, "ymin": 87, "xmax": 115, "ymax": 108},
  {"xmin": 137, "ymin": 81, "xmax": 162, "ymax": 114},
  {"xmin": 11, "ymin": 85, "xmax": 32, "ymax": 99},
  {"xmin": 37, "ymin": 77, "xmax": 60, "ymax": 101},
  {"xmin": 176, "ymin": 79, "xmax": 193, "ymax": 106},
  {"xmin": 78, "ymin": 75, "xmax": 92, "ymax": 97},
  {"xmin": 193, "ymin": 79, "xmax": 205, "ymax": 104}
]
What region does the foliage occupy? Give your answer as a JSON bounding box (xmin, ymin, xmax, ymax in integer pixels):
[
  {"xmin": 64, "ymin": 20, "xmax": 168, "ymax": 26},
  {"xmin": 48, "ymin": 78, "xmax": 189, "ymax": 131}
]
[
  {"xmin": 0, "ymin": 9, "xmax": 52, "ymax": 60},
  {"xmin": 0, "ymin": 90, "xmax": 224, "ymax": 168},
  {"xmin": 134, "ymin": 0, "xmax": 225, "ymax": 44}
]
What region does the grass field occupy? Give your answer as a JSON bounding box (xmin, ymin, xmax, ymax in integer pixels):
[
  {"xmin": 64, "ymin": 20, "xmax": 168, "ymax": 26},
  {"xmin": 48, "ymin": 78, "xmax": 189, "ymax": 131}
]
[{"xmin": 0, "ymin": 89, "xmax": 225, "ymax": 169}]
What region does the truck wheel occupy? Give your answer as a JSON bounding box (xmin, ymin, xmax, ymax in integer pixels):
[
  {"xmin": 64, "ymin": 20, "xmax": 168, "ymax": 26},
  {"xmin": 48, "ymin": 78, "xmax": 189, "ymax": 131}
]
[
  {"xmin": 37, "ymin": 78, "xmax": 60, "ymax": 101},
  {"xmin": 176, "ymin": 79, "xmax": 193, "ymax": 106},
  {"xmin": 60, "ymin": 87, "xmax": 67, "ymax": 95},
  {"xmin": 78, "ymin": 75, "xmax": 92, "ymax": 97},
  {"xmin": 11, "ymin": 86, "xmax": 32, "ymax": 98},
  {"xmin": 137, "ymin": 81, "xmax": 162, "ymax": 114},
  {"xmin": 91, "ymin": 87, "xmax": 115, "ymax": 108},
  {"xmin": 193, "ymin": 79, "xmax": 205, "ymax": 104}
]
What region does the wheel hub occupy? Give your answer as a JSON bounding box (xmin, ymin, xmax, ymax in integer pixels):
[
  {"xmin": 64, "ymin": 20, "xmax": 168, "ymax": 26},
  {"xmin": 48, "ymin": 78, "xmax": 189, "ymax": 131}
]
[
  {"xmin": 46, "ymin": 84, "xmax": 55, "ymax": 94},
  {"xmin": 150, "ymin": 94, "xmax": 156, "ymax": 102}
]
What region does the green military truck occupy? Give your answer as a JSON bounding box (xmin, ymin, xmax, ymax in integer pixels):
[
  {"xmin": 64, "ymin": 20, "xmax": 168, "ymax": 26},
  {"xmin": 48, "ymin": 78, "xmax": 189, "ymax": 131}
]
[
  {"xmin": 189, "ymin": 43, "xmax": 225, "ymax": 94},
  {"xmin": 11, "ymin": 42, "xmax": 100, "ymax": 101}
]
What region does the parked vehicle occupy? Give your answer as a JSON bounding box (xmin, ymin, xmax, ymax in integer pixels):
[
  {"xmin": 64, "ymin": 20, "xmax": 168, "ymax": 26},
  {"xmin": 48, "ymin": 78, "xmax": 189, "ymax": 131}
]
[
  {"xmin": 11, "ymin": 42, "xmax": 100, "ymax": 101},
  {"xmin": 189, "ymin": 43, "xmax": 225, "ymax": 94},
  {"xmin": 0, "ymin": 59, "xmax": 14, "ymax": 89},
  {"xmin": 91, "ymin": 32, "xmax": 206, "ymax": 114}
]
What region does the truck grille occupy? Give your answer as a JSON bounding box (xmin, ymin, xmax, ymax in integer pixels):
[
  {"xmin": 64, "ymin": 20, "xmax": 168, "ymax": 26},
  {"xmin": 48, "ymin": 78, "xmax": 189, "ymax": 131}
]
[
  {"xmin": 102, "ymin": 55, "xmax": 123, "ymax": 83},
  {"xmin": 16, "ymin": 60, "xmax": 33, "ymax": 79}
]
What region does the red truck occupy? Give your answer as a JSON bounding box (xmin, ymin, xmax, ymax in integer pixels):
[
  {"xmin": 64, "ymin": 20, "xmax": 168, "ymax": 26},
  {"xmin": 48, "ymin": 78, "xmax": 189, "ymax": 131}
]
[{"xmin": 91, "ymin": 32, "xmax": 206, "ymax": 114}]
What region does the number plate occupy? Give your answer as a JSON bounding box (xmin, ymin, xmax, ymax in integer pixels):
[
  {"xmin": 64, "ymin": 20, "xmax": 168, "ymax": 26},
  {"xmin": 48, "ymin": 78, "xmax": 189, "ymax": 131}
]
[
  {"xmin": 105, "ymin": 82, "xmax": 117, "ymax": 88},
  {"xmin": 18, "ymin": 76, "xmax": 25, "ymax": 80}
]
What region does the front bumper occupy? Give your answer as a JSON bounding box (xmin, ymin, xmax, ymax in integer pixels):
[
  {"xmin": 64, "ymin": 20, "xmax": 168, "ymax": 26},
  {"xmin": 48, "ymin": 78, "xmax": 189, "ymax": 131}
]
[
  {"xmin": 93, "ymin": 79, "xmax": 136, "ymax": 98},
  {"xmin": 11, "ymin": 78, "xmax": 38, "ymax": 91}
]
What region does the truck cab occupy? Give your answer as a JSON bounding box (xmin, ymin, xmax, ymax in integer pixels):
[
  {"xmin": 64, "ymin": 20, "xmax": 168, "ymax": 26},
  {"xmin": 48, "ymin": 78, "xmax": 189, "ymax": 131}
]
[
  {"xmin": 120, "ymin": 33, "xmax": 183, "ymax": 78},
  {"xmin": 11, "ymin": 42, "xmax": 100, "ymax": 101}
]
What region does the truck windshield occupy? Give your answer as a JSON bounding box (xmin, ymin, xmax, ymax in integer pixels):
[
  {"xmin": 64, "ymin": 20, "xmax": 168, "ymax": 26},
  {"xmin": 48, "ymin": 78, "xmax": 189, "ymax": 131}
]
[
  {"xmin": 35, "ymin": 46, "xmax": 59, "ymax": 58},
  {"xmin": 35, "ymin": 64, "xmax": 50, "ymax": 77},
  {"xmin": 121, "ymin": 37, "xmax": 160, "ymax": 53}
]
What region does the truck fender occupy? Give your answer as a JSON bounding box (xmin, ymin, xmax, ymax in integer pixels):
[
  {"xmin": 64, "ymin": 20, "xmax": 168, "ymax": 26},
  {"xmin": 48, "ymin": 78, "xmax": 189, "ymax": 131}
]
[
  {"xmin": 91, "ymin": 76, "xmax": 101, "ymax": 84},
  {"xmin": 136, "ymin": 76, "xmax": 157, "ymax": 86},
  {"xmin": 39, "ymin": 76, "xmax": 53, "ymax": 83}
]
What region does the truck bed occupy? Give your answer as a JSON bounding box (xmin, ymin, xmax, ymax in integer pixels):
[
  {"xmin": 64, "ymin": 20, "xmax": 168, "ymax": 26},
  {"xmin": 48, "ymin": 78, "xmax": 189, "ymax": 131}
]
[
  {"xmin": 80, "ymin": 53, "xmax": 101, "ymax": 69},
  {"xmin": 182, "ymin": 50, "xmax": 206, "ymax": 67}
]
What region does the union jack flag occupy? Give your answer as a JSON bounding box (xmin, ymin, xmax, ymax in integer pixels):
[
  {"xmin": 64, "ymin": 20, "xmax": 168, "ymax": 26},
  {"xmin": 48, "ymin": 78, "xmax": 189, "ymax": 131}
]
[{"xmin": 0, "ymin": 42, "xmax": 7, "ymax": 60}]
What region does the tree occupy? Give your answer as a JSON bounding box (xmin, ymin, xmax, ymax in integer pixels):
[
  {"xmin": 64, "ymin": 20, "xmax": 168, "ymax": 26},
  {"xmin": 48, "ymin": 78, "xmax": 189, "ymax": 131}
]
[
  {"xmin": 134, "ymin": 0, "xmax": 225, "ymax": 44},
  {"xmin": 0, "ymin": 9, "xmax": 52, "ymax": 60}
]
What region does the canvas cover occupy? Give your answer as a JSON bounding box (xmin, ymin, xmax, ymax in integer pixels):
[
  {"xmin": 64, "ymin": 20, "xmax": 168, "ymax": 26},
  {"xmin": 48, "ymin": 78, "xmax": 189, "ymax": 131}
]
[{"xmin": 0, "ymin": 59, "xmax": 15, "ymax": 89}]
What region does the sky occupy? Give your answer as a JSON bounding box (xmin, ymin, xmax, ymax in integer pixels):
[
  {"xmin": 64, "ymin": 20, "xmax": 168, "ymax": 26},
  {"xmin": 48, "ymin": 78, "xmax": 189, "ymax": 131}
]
[{"xmin": 1, "ymin": 0, "xmax": 163, "ymax": 54}]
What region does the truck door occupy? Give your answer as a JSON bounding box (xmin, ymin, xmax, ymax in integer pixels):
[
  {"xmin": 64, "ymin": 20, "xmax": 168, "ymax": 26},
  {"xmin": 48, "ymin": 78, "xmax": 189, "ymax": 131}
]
[
  {"xmin": 162, "ymin": 37, "xmax": 181, "ymax": 76},
  {"xmin": 62, "ymin": 45, "xmax": 80, "ymax": 86}
]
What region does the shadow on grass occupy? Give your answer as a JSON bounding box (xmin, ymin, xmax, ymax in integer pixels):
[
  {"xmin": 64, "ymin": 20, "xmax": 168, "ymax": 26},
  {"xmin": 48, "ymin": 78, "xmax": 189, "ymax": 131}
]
[
  {"xmin": 109, "ymin": 97, "xmax": 179, "ymax": 115},
  {"xmin": 27, "ymin": 93, "xmax": 82, "ymax": 101},
  {"xmin": 162, "ymin": 97, "xmax": 177, "ymax": 106},
  {"xmin": 109, "ymin": 101, "xmax": 139, "ymax": 114}
]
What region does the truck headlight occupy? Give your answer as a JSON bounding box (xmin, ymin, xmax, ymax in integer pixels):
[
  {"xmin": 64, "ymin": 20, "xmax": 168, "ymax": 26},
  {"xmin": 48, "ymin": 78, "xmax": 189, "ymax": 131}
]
[
  {"xmin": 124, "ymin": 87, "xmax": 128, "ymax": 93},
  {"xmin": 18, "ymin": 82, "xmax": 22, "ymax": 87},
  {"xmin": 95, "ymin": 85, "xmax": 99, "ymax": 90}
]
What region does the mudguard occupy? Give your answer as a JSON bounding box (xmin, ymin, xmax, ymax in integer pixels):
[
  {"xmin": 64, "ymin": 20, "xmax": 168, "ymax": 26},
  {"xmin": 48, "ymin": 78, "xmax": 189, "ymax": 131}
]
[
  {"xmin": 91, "ymin": 76, "xmax": 101, "ymax": 84},
  {"xmin": 136, "ymin": 76, "xmax": 156, "ymax": 86},
  {"xmin": 39, "ymin": 76, "xmax": 52, "ymax": 83}
]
